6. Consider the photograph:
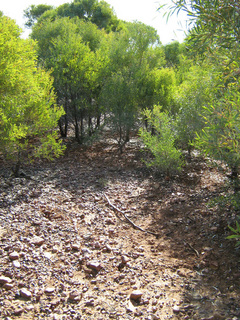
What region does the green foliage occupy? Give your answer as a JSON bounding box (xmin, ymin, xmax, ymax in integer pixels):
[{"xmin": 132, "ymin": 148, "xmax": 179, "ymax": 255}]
[
  {"xmin": 164, "ymin": 0, "xmax": 240, "ymax": 52},
  {"xmin": 31, "ymin": 16, "xmax": 109, "ymax": 142},
  {"xmin": 28, "ymin": 0, "xmax": 120, "ymax": 32},
  {"xmin": 226, "ymin": 217, "xmax": 240, "ymax": 248},
  {"xmin": 175, "ymin": 60, "xmax": 220, "ymax": 152},
  {"xmin": 24, "ymin": 4, "xmax": 54, "ymax": 28},
  {"xmin": 100, "ymin": 70, "xmax": 137, "ymax": 152},
  {"xmin": 195, "ymin": 81, "xmax": 240, "ymax": 179},
  {"xmin": 164, "ymin": 41, "xmax": 182, "ymax": 68},
  {"xmin": 0, "ymin": 16, "xmax": 65, "ymax": 173},
  {"xmin": 139, "ymin": 106, "xmax": 183, "ymax": 176}
]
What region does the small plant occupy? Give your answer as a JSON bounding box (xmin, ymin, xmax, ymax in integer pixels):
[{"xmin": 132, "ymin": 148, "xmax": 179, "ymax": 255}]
[
  {"xmin": 226, "ymin": 217, "xmax": 240, "ymax": 248},
  {"xmin": 139, "ymin": 105, "xmax": 183, "ymax": 177}
]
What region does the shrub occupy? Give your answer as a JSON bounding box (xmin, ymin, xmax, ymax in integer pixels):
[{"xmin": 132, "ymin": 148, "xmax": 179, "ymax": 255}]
[{"xmin": 139, "ymin": 105, "xmax": 183, "ymax": 176}]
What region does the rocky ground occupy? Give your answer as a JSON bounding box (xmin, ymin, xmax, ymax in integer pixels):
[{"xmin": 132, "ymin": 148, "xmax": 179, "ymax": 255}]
[{"xmin": 0, "ymin": 138, "xmax": 239, "ymax": 320}]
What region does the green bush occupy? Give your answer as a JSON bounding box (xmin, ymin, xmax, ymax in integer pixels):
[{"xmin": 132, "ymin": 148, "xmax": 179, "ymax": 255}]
[{"xmin": 139, "ymin": 105, "xmax": 183, "ymax": 176}]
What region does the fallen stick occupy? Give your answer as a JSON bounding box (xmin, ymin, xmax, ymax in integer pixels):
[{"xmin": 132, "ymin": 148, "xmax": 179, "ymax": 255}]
[
  {"xmin": 184, "ymin": 241, "xmax": 200, "ymax": 257},
  {"xmin": 103, "ymin": 193, "xmax": 159, "ymax": 238}
]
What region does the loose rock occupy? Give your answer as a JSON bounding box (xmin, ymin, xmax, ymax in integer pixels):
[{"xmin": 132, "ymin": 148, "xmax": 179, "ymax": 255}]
[
  {"xmin": 20, "ymin": 288, "xmax": 32, "ymax": 299},
  {"xmin": 130, "ymin": 290, "xmax": 143, "ymax": 301}
]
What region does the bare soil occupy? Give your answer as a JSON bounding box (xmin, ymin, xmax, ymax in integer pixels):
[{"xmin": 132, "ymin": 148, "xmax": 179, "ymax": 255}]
[{"xmin": 0, "ymin": 138, "xmax": 239, "ymax": 320}]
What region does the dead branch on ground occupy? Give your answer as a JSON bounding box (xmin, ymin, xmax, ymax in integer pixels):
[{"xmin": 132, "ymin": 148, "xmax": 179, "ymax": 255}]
[{"xmin": 104, "ymin": 193, "xmax": 159, "ymax": 238}]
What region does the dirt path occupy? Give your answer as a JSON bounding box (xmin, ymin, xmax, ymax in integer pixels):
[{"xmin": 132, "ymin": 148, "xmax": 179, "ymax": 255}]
[{"xmin": 0, "ymin": 140, "xmax": 239, "ymax": 319}]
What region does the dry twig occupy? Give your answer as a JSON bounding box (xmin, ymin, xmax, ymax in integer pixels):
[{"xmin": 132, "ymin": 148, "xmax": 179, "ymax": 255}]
[
  {"xmin": 184, "ymin": 241, "xmax": 200, "ymax": 257},
  {"xmin": 103, "ymin": 193, "xmax": 159, "ymax": 238}
]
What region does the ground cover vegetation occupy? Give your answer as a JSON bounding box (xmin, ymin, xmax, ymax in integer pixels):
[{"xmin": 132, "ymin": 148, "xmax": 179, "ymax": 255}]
[{"xmin": 0, "ymin": 0, "xmax": 240, "ymax": 318}]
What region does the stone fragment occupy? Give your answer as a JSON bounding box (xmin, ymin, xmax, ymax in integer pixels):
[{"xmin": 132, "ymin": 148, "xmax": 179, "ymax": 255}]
[
  {"xmin": 32, "ymin": 236, "xmax": 44, "ymax": 246},
  {"xmin": 69, "ymin": 290, "xmax": 82, "ymax": 301},
  {"xmin": 20, "ymin": 288, "xmax": 32, "ymax": 299},
  {"xmin": 14, "ymin": 307, "xmax": 24, "ymax": 316},
  {"xmin": 121, "ymin": 255, "xmax": 130, "ymax": 264},
  {"xmin": 13, "ymin": 260, "xmax": 21, "ymax": 268},
  {"xmin": 45, "ymin": 287, "xmax": 55, "ymax": 295},
  {"xmin": 130, "ymin": 290, "xmax": 143, "ymax": 301},
  {"xmin": 87, "ymin": 260, "xmax": 103, "ymax": 272},
  {"xmin": 72, "ymin": 243, "xmax": 81, "ymax": 250},
  {"xmin": 173, "ymin": 305, "xmax": 180, "ymax": 313},
  {"xmin": 3, "ymin": 282, "xmax": 14, "ymax": 290},
  {"xmin": 52, "ymin": 246, "xmax": 59, "ymax": 253},
  {"xmin": 50, "ymin": 298, "xmax": 61, "ymax": 308},
  {"xmin": 0, "ymin": 276, "xmax": 12, "ymax": 284},
  {"xmin": 9, "ymin": 251, "xmax": 19, "ymax": 260},
  {"xmin": 85, "ymin": 298, "xmax": 94, "ymax": 306}
]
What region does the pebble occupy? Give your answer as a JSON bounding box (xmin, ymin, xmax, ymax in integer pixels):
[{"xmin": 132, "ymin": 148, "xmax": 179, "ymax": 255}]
[
  {"xmin": 32, "ymin": 236, "xmax": 45, "ymax": 246},
  {"xmin": 72, "ymin": 243, "xmax": 81, "ymax": 250},
  {"xmin": 45, "ymin": 287, "xmax": 55, "ymax": 295},
  {"xmin": 0, "ymin": 276, "xmax": 12, "ymax": 284},
  {"xmin": 20, "ymin": 288, "xmax": 32, "ymax": 299},
  {"xmin": 3, "ymin": 283, "xmax": 14, "ymax": 290},
  {"xmin": 69, "ymin": 290, "xmax": 82, "ymax": 301},
  {"xmin": 130, "ymin": 290, "xmax": 143, "ymax": 301},
  {"xmin": 9, "ymin": 251, "xmax": 19, "ymax": 260},
  {"xmin": 173, "ymin": 305, "xmax": 180, "ymax": 313},
  {"xmin": 13, "ymin": 260, "xmax": 20, "ymax": 268},
  {"xmin": 87, "ymin": 260, "xmax": 103, "ymax": 272},
  {"xmin": 121, "ymin": 255, "xmax": 130, "ymax": 264}
]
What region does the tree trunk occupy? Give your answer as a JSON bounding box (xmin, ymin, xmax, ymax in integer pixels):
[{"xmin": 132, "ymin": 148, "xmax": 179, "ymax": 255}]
[
  {"xmin": 12, "ymin": 159, "xmax": 21, "ymax": 177},
  {"xmin": 59, "ymin": 115, "xmax": 68, "ymax": 137}
]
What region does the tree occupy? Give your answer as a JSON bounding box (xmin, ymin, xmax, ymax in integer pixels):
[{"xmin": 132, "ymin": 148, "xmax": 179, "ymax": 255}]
[
  {"xmin": 100, "ymin": 70, "xmax": 137, "ymax": 153},
  {"xmin": 0, "ymin": 15, "xmax": 65, "ymax": 175},
  {"xmin": 24, "ymin": 4, "xmax": 54, "ymax": 28},
  {"xmin": 175, "ymin": 60, "xmax": 220, "ymax": 153},
  {"xmin": 162, "ymin": 0, "xmax": 240, "ymax": 71},
  {"xmin": 163, "ymin": 1, "xmax": 240, "ymax": 187},
  {"xmin": 31, "ymin": 17, "xmax": 108, "ymax": 142},
  {"xmin": 164, "ymin": 41, "xmax": 183, "ymax": 68},
  {"xmin": 195, "ymin": 81, "xmax": 240, "ymax": 188},
  {"xmin": 164, "ymin": 0, "xmax": 240, "ymax": 48},
  {"xmin": 25, "ymin": 0, "xmax": 120, "ymax": 32}
]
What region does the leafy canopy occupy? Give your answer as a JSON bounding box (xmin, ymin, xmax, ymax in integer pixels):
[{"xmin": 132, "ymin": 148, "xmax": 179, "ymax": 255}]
[{"xmin": 0, "ymin": 15, "xmax": 65, "ymax": 169}]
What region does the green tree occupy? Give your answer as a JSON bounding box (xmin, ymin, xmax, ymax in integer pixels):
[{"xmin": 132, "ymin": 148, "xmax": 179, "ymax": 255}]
[
  {"xmin": 0, "ymin": 16, "xmax": 65, "ymax": 175},
  {"xmin": 32, "ymin": 17, "xmax": 108, "ymax": 142},
  {"xmin": 164, "ymin": 41, "xmax": 183, "ymax": 68},
  {"xmin": 25, "ymin": 0, "xmax": 120, "ymax": 32},
  {"xmin": 24, "ymin": 4, "xmax": 54, "ymax": 28},
  {"xmin": 175, "ymin": 60, "xmax": 220, "ymax": 153},
  {"xmin": 100, "ymin": 70, "xmax": 137, "ymax": 153},
  {"xmin": 195, "ymin": 81, "xmax": 240, "ymax": 187}
]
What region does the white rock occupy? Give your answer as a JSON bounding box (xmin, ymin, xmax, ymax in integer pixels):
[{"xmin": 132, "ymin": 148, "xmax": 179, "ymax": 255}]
[
  {"xmin": 44, "ymin": 287, "xmax": 55, "ymax": 295},
  {"xmin": 13, "ymin": 260, "xmax": 21, "ymax": 268},
  {"xmin": 0, "ymin": 276, "xmax": 12, "ymax": 284},
  {"xmin": 87, "ymin": 260, "xmax": 102, "ymax": 272},
  {"xmin": 173, "ymin": 305, "xmax": 180, "ymax": 313},
  {"xmin": 20, "ymin": 288, "xmax": 32, "ymax": 299}
]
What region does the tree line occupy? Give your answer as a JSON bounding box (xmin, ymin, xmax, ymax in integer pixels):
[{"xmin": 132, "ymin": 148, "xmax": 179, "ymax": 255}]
[{"xmin": 0, "ymin": 0, "xmax": 239, "ymax": 187}]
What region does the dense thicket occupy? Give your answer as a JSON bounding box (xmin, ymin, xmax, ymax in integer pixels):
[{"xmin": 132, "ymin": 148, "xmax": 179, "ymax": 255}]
[
  {"xmin": 0, "ymin": 15, "xmax": 65, "ymax": 176},
  {"xmin": 1, "ymin": 0, "xmax": 240, "ymax": 187}
]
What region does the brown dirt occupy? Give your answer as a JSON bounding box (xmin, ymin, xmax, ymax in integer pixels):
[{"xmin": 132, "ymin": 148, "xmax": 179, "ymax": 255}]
[{"xmin": 0, "ymin": 138, "xmax": 239, "ymax": 320}]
